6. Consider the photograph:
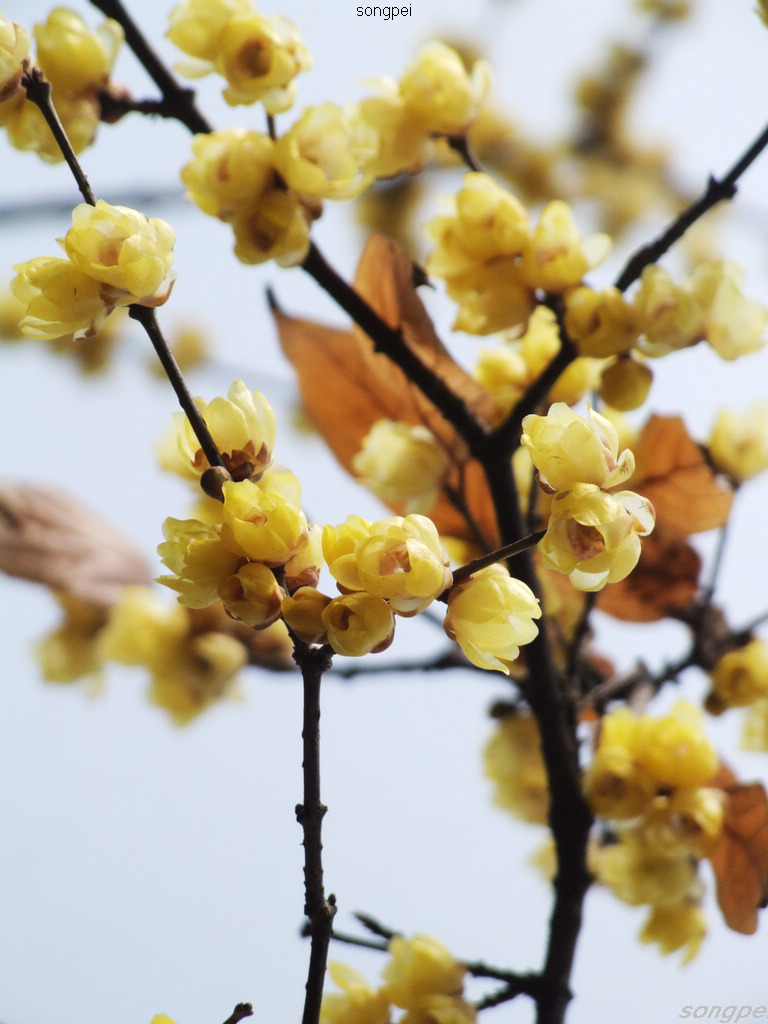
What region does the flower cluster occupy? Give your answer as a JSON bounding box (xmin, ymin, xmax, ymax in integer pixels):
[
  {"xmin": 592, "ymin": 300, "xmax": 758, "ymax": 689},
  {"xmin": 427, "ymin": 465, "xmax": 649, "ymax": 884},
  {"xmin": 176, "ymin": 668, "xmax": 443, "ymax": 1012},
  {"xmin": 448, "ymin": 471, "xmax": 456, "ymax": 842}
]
[
  {"xmin": 587, "ymin": 702, "xmax": 721, "ymax": 962},
  {"xmin": 0, "ymin": 7, "xmax": 123, "ymax": 162},
  {"xmin": 426, "ymin": 172, "xmax": 609, "ymax": 336},
  {"xmin": 321, "ymin": 934, "xmax": 475, "ymax": 1024},
  {"xmin": 484, "ymin": 711, "xmax": 549, "ymax": 824},
  {"xmin": 352, "ymin": 419, "xmax": 452, "ymax": 515},
  {"xmin": 12, "ymin": 200, "xmax": 176, "ymax": 340},
  {"xmin": 521, "ymin": 403, "xmax": 654, "ymax": 591},
  {"xmin": 167, "ymin": 0, "xmax": 310, "ymax": 112}
]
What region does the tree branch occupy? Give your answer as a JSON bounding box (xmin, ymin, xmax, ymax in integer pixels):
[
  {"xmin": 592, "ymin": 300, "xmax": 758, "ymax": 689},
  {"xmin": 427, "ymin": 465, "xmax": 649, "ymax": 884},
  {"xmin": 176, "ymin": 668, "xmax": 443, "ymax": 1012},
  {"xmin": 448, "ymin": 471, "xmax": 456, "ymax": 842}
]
[{"xmin": 293, "ymin": 639, "xmax": 336, "ymax": 1024}]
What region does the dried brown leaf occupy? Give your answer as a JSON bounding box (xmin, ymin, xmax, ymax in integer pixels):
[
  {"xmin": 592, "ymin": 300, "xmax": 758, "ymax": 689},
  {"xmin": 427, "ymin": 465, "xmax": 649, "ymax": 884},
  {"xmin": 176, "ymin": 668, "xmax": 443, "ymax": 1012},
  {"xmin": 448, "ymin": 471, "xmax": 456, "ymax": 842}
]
[
  {"xmin": 0, "ymin": 482, "xmax": 152, "ymax": 607},
  {"xmin": 630, "ymin": 415, "xmax": 733, "ymax": 534},
  {"xmin": 597, "ymin": 526, "xmax": 702, "ymax": 622},
  {"xmin": 709, "ymin": 781, "xmax": 768, "ymax": 935}
]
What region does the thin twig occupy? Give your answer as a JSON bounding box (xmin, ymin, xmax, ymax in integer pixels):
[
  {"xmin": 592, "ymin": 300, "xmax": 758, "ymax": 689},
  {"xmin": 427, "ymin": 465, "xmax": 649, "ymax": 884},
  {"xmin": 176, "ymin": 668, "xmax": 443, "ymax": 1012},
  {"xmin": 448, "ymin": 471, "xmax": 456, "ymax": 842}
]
[
  {"xmin": 449, "ymin": 529, "xmax": 547, "ymax": 589},
  {"xmin": 88, "ymin": 0, "xmax": 213, "ymax": 133},
  {"xmin": 21, "ymin": 69, "xmax": 96, "ymax": 205},
  {"xmin": 446, "ymin": 134, "xmax": 485, "ymax": 173},
  {"xmin": 221, "ymin": 1003, "xmax": 253, "ymax": 1024},
  {"xmin": 293, "ymin": 639, "xmax": 336, "ymax": 1024},
  {"xmin": 613, "ymin": 114, "xmax": 768, "ymax": 292}
]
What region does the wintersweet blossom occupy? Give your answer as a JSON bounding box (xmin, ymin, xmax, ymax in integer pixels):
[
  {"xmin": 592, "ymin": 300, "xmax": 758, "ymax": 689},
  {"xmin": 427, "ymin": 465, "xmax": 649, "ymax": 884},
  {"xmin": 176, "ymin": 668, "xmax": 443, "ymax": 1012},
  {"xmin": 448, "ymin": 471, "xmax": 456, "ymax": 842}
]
[
  {"xmin": 593, "ymin": 831, "xmax": 699, "ymax": 908},
  {"xmin": 273, "ymin": 103, "xmax": 375, "ymax": 200},
  {"xmin": 63, "ymin": 201, "xmax": 176, "ymax": 306},
  {"xmin": 181, "ymin": 129, "xmax": 276, "ymax": 221},
  {"xmin": 352, "ymin": 420, "xmax": 451, "ymax": 514},
  {"xmin": 564, "ymin": 285, "xmax": 639, "ymax": 358},
  {"xmin": 708, "ymin": 401, "xmax": 768, "ymax": 483},
  {"xmin": 217, "ymin": 562, "xmax": 285, "ymax": 628},
  {"xmin": 157, "ymin": 517, "xmax": 243, "ymax": 607},
  {"xmin": 281, "ymin": 586, "xmax": 332, "ymax": 645},
  {"xmin": 0, "ymin": 15, "xmax": 30, "ymax": 101},
  {"xmin": 231, "ymin": 188, "xmax": 311, "ymax": 266},
  {"xmin": 381, "ymin": 935, "xmax": 465, "ymax": 1010},
  {"xmin": 221, "ymin": 471, "xmax": 309, "ymax": 566},
  {"xmin": 484, "ymin": 714, "xmax": 549, "ymax": 824},
  {"xmin": 443, "ymin": 564, "xmax": 541, "ymax": 674},
  {"xmin": 521, "ymin": 403, "xmax": 635, "ymax": 493},
  {"xmin": 538, "ymin": 483, "xmax": 655, "ymax": 591},
  {"xmin": 324, "ymin": 514, "xmax": 452, "ymax": 616},
  {"xmin": 167, "ymin": 0, "xmax": 309, "ymax": 112},
  {"xmin": 633, "ymin": 264, "xmax": 704, "ymax": 356},
  {"xmin": 34, "ymin": 7, "xmax": 123, "ymax": 95},
  {"xmin": 320, "ymin": 962, "xmax": 391, "ymax": 1024},
  {"xmin": 583, "ymin": 743, "xmax": 657, "ymax": 820},
  {"xmin": 398, "ymin": 42, "xmax": 490, "ymax": 136},
  {"xmin": 519, "ymin": 200, "xmax": 610, "ymax": 293},
  {"xmin": 708, "ymin": 639, "xmax": 768, "ymax": 711},
  {"xmin": 158, "ymin": 379, "xmax": 277, "ymax": 484},
  {"xmin": 688, "ymin": 260, "xmax": 767, "ymax": 360},
  {"xmin": 639, "ymin": 903, "xmax": 707, "ymax": 965},
  {"xmin": 639, "ymin": 788, "xmax": 724, "ymax": 859},
  {"xmin": 351, "ymin": 84, "xmax": 432, "ymax": 179},
  {"xmin": 11, "ymin": 256, "xmax": 110, "ymax": 339},
  {"xmin": 321, "ymin": 592, "xmax": 395, "ymax": 657},
  {"xmin": 2, "ymin": 90, "xmax": 100, "ymax": 161}
]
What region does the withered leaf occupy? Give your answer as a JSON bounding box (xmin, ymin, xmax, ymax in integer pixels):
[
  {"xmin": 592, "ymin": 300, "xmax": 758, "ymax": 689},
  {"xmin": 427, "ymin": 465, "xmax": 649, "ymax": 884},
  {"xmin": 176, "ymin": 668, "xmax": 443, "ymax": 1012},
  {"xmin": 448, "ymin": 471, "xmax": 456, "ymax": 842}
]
[
  {"xmin": 597, "ymin": 526, "xmax": 702, "ymax": 622},
  {"xmin": 0, "ymin": 482, "xmax": 152, "ymax": 608},
  {"xmin": 629, "ymin": 415, "xmax": 733, "ymax": 534},
  {"xmin": 709, "ymin": 781, "xmax": 768, "ymax": 935},
  {"xmin": 275, "ymin": 232, "xmax": 500, "ymax": 546}
]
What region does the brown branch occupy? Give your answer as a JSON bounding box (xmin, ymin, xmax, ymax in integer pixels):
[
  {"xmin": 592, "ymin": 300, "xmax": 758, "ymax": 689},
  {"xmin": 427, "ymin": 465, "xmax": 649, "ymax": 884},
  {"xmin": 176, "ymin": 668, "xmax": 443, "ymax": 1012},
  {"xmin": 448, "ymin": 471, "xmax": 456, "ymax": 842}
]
[
  {"xmin": 21, "ymin": 69, "xmax": 96, "ymax": 205},
  {"xmin": 449, "ymin": 529, "xmax": 547, "ymax": 590},
  {"xmin": 88, "ymin": 0, "xmax": 213, "ymax": 134},
  {"xmin": 613, "ymin": 114, "xmax": 768, "ymax": 292},
  {"xmin": 293, "ymin": 639, "xmax": 336, "ymax": 1024},
  {"xmin": 446, "ymin": 133, "xmax": 485, "ymax": 173},
  {"xmin": 221, "ymin": 1004, "xmax": 253, "ymax": 1024},
  {"xmin": 300, "ymin": 243, "xmax": 488, "ymax": 449}
]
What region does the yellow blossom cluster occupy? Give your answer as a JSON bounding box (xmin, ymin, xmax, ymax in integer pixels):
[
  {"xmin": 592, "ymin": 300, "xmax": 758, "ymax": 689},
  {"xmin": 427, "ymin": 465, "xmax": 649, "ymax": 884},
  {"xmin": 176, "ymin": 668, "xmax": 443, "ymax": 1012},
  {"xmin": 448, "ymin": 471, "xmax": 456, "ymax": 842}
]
[
  {"xmin": 0, "ymin": 7, "xmax": 123, "ymax": 162},
  {"xmin": 321, "ymin": 935, "xmax": 475, "ymax": 1024},
  {"xmin": 705, "ymin": 638, "xmax": 768, "ymax": 716},
  {"xmin": 521, "ymin": 403, "xmax": 655, "ymax": 591},
  {"xmin": 167, "ymin": 0, "xmax": 310, "ymax": 112},
  {"xmin": 426, "ymin": 172, "xmax": 609, "ymax": 336},
  {"xmin": 11, "ymin": 200, "xmax": 176, "ymax": 340},
  {"xmin": 587, "ymin": 702, "xmax": 722, "ymax": 963}
]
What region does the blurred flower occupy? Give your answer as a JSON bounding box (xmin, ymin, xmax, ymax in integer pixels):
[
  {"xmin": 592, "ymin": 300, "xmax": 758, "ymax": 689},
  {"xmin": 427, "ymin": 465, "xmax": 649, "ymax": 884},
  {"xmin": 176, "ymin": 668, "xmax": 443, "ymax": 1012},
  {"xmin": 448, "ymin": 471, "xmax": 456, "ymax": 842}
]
[
  {"xmin": 484, "ymin": 713, "xmax": 549, "ymax": 825},
  {"xmin": 381, "ymin": 935, "xmax": 465, "ymax": 1010},
  {"xmin": 398, "ymin": 42, "xmax": 490, "ymax": 137},
  {"xmin": 34, "ymin": 7, "xmax": 123, "ymax": 95},
  {"xmin": 11, "ymin": 256, "xmax": 110, "ymax": 339},
  {"xmin": 320, "ymin": 962, "xmax": 391, "ymax": 1024},
  {"xmin": 708, "ymin": 401, "xmax": 768, "ymax": 483},
  {"xmin": 639, "ymin": 903, "xmax": 706, "ymax": 964},
  {"xmin": 352, "ymin": 420, "xmax": 451, "ymax": 514},
  {"xmin": 0, "ymin": 15, "xmax": 30, "ymax": 101}
]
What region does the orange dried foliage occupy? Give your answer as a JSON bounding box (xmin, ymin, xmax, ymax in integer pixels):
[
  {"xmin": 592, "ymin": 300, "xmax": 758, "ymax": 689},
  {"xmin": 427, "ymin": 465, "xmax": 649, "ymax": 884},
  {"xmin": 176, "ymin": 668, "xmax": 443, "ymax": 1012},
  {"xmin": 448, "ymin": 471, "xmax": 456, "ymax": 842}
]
[
  {"xmin": 709, "ymin": 780, "xmax": 768, "ymax": 935},
  {"xmin": 629, "ymin": 415, "xmax": 733, "ymax": 535},
  {"xmin": 275, "ymin": 233, "xmax": 500, "ymax": 547}
]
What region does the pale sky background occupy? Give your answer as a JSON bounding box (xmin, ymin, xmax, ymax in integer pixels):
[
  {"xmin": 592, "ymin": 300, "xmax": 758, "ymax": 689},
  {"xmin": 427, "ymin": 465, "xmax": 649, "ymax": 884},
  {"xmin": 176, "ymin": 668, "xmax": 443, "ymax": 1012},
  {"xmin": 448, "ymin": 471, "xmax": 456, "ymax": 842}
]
[{"xmin": 2, "ymin": 2, "xmax": 768, "ymax": 1024}]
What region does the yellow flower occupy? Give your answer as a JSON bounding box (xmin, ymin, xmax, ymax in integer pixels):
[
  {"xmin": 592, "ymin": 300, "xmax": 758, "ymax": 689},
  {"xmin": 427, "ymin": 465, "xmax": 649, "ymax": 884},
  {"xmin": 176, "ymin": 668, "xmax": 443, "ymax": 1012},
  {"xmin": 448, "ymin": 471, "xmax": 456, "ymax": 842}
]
[
  {"xmin": 633, "ymin": 264, "xmax": 704, "ymax": 356},
  {"xmin": 181, "ymin": 129, "xmax": 275, "ymax": 221},
  {"xmin": 36, "ymin": 592, "xmax": 107, "ymax": 684},
  {"xmin": 445, "ymin": 261, "xmax": 535, "ymax": 336},
  {"xmin": 521, "ymin": 402, "xmax": 635, "ymax": 493},
  {"xmin": 400, "ymin": 995, "xmax": 476, "ymax": 1024},
  {"xmin": 215, "ymin": 11, "xmax": 309, "ymax": 111},
  {"xmin": 158, "ymin": 379, "xmax": 277, "ymax": 484},
  {"xmin": 322, "ymin": 514, "xmax": 373, "ymax": 565},
  {"xmin": 636, "ymin": 701, "xmax": 718, "ymax": 789},
  {"xmin": 709, "ymin": 639, "xmax": 768, "ymax": 711},
  {"xmin": 593, "ymin": 831, "xmax": 699, "ymax": 907},
  {"xmin": 150, "ymin": 1016, "xmax": 181, "ymax": 1024},
  {"xmin": 3, "ymin": 89, "xmax": 100, "ymax": 161},
  {"xmin": 232, "ymin": 188, "xmax": 311, "ymax": 266},
  {"xmin": 708, "ymin": 401, "xmax": 768, "ymax": 483},
  {"xmin": 0, "ymin": 15, "xmax": 30, "ymax": 101},
  {"xmin": 63, "ymin": 200, "xmax": 176, "ymax": 306},
  {"xmin": 520, "ymin": 201, "xmax": 610, "ymax": 293},
  {"xmin": 157, "ymin": 517, "xmax": 244, "ymax": 607},
  {"xmin": 564, "ymin": 285, "xmax": 639, "ymax": 358},
  {"xmin": 352, "ymin": 420, "xmax": 451, "ymax": 515},
  {"xmin": 381, "ymin": 935, "xmax": 465, "ymax": 1010},
  {"xmin": 284, "ymin": 522, "xmax": 324, "ymax": 592},
  {"xmin": 688, "ymin": 260, "xmax": 767, "ymax": 360},
  {"xmin": 398, "ymin": 42, "xmax": 490, "ymax": 136},
  {"xmin": 222, "ymin": 471, "xmax": 308, "ymax": 566},
  {"xmin": 34, "ymin": 8, "xmax": 123, "ymax": 96},
  {"xmin": 639, "ymin": 903, "xmax": 706, "ymax": 965},
  {"xmin": 598, "ymin": 356, "xmax": 653, "ymax": 412},
  {"xmin": 484, "ymin": 714, "xmax": 549, "ymax": 825},
  {"xmin": 281, "ymin": 586, "xmax": 332, "ymax": 644},
  {"xmin": 218, "ymin": 562, "xmax": 285, "ymax": 628},
  {"xmin": 539, "ymin": 483, "xmax": 655, "ymax": 592},
  {"xmin": 443, "ymin": 563, "xmax": 541, "ymax": 674},
  {"xmin": 320, "ymin": 962, "xmax": 391, "ymax": 1024},
  {"xmin": 351, "ymin": 84, "xmax": 432, "ymax": 179},
  {"xmin": 11, "ymin": 256, "xmax": 110, "ymax": 340},
  {"xmin": 638, "ymin": 788, "xmax": 724, "ymax": 858},
  {"xmin": 167, "ymin": 0, "xmax": 309, "ymax": 112},
  {"xmin": 324, "ymin": 514, "xmax": 452, "ymax": 616},
  {"xmin": 583, "ymin": 744, "xmax": 657, "ymax": 820},
  {"xmin": 322, "ymin": 592, "xmax": 395, "ymax": 657},
  {"xmin": 274, "ymin": 103, "xmax": 375, "ymax": 200}
]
